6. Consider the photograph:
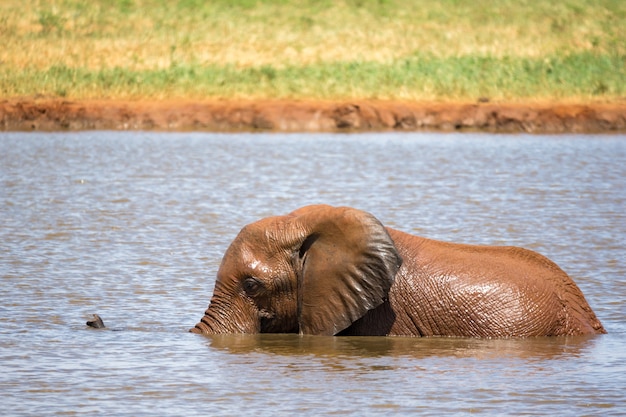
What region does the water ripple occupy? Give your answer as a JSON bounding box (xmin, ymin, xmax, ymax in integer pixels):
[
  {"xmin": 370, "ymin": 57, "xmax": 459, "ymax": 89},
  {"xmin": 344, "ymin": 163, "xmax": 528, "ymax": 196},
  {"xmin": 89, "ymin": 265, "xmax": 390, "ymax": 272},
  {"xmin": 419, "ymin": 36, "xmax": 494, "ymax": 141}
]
[{"xmin": 1, "ymin": 132, "xmax": 625, "ymax": 416}]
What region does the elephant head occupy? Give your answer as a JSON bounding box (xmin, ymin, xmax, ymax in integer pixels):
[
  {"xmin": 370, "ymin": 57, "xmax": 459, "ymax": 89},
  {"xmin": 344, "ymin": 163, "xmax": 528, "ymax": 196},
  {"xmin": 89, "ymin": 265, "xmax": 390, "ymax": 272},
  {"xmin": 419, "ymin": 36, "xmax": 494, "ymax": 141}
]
[{"xmin": 191, "ymin": 205, "xmax": 402, "ymax": 336}]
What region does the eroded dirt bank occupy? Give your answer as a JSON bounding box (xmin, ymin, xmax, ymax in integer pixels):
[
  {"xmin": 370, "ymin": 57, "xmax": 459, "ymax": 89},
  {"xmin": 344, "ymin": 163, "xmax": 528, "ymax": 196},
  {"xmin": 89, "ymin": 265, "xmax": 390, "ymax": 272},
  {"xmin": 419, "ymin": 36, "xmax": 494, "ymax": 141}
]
[{"xmin": 1, "ymin": 98, "xmax": 625, "ymax": 133}]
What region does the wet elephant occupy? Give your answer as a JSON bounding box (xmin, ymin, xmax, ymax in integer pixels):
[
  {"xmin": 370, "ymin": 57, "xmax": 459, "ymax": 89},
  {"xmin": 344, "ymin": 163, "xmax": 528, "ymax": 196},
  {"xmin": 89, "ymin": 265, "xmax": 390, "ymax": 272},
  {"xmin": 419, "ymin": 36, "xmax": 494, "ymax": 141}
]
[{"xmin": 191, "ymin": 205, "xmax": 605, "ymax": 337}]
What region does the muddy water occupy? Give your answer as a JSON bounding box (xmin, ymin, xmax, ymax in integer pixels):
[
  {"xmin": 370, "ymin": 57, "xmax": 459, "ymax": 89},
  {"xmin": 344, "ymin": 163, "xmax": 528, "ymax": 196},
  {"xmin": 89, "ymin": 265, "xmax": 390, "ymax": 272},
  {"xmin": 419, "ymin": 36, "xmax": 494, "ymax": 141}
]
[{"xmin": 1, "ymin": 132, "xmax": 625, "ymax": 416}]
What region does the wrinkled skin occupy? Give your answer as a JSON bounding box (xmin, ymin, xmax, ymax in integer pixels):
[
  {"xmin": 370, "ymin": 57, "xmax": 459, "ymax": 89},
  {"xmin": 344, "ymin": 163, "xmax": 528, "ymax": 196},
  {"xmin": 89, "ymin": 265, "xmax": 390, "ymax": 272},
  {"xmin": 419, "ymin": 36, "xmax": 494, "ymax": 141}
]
[{"xmin": 191, "ymin": 205, "xmax": 606, "ymax": 338}]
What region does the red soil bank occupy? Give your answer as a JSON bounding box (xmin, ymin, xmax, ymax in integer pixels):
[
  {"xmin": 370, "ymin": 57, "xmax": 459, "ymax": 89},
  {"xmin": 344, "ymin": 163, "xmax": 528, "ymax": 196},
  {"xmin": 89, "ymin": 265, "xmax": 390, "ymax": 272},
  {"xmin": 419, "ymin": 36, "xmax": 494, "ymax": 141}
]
[{"xmin": 2, "ymin": 98, "xmax": 625, "ymax": 133}]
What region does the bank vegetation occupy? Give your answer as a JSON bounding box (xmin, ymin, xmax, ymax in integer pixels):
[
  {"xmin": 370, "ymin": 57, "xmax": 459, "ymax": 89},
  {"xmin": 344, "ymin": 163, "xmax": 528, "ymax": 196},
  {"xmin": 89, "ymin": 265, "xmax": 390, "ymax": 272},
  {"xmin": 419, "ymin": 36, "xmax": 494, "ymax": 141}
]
[{"xmin": 1, "ymin": 0, "xmax": 624, "ymax": 102}]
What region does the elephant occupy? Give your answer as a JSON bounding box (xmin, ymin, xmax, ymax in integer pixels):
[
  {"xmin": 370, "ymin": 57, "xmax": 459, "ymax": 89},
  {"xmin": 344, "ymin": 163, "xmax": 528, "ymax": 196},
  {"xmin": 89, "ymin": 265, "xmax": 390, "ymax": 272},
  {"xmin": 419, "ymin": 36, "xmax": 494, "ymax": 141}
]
[{"xmin": 191, "ymin": 205, "xmax": 606, "ymax": 338}]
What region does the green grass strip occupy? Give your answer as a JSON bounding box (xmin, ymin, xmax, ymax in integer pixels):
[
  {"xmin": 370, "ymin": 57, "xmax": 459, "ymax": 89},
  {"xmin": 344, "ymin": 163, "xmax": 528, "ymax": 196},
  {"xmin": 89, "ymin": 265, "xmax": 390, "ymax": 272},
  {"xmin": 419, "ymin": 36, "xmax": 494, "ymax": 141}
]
[{"xmin": 3, "ymin": 52, "xmax": 624, "ymax": 101}]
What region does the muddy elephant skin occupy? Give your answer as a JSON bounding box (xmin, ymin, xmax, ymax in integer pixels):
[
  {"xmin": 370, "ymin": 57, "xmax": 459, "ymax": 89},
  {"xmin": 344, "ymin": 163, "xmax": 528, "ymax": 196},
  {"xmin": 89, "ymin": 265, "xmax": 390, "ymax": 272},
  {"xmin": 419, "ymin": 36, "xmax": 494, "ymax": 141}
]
[{"xmin": 191, "ymin": 205, "xmax": 606, "ymax": 338}]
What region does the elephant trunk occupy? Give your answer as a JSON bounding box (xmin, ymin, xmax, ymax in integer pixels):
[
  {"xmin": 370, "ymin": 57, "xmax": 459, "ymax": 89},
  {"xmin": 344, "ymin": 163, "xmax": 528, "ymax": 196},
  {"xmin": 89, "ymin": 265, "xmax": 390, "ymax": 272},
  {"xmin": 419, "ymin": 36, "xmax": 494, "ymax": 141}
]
[
  {"xmin": 190, "ymin": 308, "xmax": 223, "ymax": 334},
  {"xmin": 191, "ymin": 283, "xmax": 259, "ymax": 334}
]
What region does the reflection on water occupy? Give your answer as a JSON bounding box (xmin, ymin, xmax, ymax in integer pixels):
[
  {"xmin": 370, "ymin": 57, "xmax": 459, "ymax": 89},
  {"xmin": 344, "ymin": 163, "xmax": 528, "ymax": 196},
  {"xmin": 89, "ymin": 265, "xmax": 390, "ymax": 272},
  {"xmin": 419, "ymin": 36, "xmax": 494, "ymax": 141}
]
[
  {"xmin": 1, "ymin": 132, "xmax": 625, "ymax": 416},
  {"xmin": 205, "ymin": 333, "xmax": 598, "ymax": 361}
]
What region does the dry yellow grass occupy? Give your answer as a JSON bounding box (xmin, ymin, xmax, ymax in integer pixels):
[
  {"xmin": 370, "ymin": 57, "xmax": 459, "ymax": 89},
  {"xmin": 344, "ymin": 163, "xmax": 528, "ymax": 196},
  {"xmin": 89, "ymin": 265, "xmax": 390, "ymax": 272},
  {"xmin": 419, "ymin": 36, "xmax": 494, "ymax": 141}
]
[{"xmin": 2, "ymin": 0, "xmax": 622, "ymax": 69}]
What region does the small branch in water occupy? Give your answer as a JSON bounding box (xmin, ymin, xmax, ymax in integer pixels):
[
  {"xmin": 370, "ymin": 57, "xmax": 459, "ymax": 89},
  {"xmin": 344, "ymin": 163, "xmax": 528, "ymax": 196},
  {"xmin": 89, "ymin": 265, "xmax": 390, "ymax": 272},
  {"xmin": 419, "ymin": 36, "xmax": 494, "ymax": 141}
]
[{"xmin": 86, "ymin": 314, "xmax": 105, "ymax": 329}]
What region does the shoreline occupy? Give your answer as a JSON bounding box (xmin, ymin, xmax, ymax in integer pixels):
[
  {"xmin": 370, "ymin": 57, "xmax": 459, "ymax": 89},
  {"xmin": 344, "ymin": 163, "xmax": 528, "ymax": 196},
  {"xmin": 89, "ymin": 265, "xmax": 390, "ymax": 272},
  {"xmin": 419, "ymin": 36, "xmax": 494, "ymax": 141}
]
[{"xmin": 1, "ymin": 98, "xmax": 625, "ymax": 133}]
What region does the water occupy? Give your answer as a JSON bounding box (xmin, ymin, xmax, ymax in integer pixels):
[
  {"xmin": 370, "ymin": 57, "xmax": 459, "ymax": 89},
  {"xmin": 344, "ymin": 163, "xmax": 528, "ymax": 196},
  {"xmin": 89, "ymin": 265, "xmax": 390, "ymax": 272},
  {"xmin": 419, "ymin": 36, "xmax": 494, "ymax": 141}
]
[{"xmin": 1, "ymin": 132, "xmax": 625, "ymax": 416}]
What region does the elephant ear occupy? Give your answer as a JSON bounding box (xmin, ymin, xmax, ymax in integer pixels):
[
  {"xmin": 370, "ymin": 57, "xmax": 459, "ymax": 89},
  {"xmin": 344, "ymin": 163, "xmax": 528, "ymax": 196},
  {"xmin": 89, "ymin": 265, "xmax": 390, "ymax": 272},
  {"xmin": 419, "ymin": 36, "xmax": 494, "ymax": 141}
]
[{"xmin": 293, "ymin": 206, "xmax": 402, "ymax": 336}]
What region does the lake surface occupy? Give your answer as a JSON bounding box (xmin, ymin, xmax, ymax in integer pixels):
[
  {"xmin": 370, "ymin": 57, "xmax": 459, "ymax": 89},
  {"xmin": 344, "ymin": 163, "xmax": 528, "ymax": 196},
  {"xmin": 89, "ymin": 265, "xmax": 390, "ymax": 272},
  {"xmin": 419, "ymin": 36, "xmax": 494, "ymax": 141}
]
[{"xmin": 1, "ymin": 132, "xmax": 625, "ymax": 416}]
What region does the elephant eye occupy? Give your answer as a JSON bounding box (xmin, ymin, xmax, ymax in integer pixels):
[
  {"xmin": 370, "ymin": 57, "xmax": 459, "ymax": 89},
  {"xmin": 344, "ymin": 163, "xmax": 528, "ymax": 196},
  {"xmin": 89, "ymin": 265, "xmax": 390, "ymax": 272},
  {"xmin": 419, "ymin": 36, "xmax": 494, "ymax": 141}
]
[{"xmin": 242, "ymin": 277, "xmax": 263, "ymax": 296}]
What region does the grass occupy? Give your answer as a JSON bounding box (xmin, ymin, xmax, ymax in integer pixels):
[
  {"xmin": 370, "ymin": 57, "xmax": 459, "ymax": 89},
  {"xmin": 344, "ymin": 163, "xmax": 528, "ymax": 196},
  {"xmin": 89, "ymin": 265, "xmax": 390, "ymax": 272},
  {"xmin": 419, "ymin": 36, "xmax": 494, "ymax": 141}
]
[{"xmin": 1, "ymin": 0, "xmax": 624, "ymax": 101}]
